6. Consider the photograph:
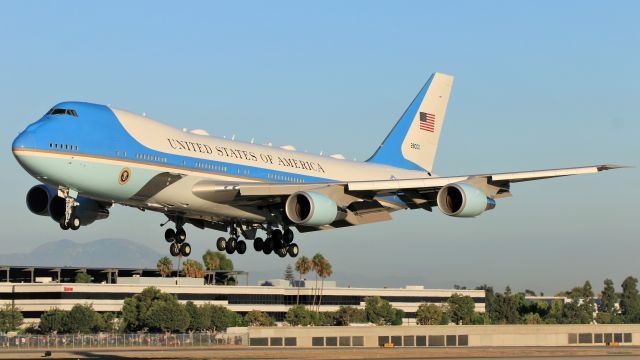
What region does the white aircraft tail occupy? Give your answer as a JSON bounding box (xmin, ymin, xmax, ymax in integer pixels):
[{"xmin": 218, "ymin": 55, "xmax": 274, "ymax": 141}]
[{"xmin": 367, "ymin": 72, "xmax": 453, "ymax": 172}]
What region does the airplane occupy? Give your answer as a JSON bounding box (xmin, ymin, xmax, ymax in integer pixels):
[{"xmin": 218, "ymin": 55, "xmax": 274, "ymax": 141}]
[{"xmin": 11, "ymin": 72, "xmax": 624, "ymax": 259}]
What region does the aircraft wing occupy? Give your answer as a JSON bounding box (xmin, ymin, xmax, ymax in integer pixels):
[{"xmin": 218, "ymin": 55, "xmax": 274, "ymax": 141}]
[
  {"xmin": 193, "ymin": 164, "xmax": 624, "ymax": 203},
  {"xmin": 347, "ymin": 164, "xmax": 625, "ymax": 193},
  {"xmin": 191, "ymin": 164, "xmax": 624, "ymax": 232}
]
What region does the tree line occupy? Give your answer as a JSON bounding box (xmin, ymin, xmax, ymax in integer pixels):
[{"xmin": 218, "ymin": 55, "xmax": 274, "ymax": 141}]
[
  {"xmin": 475, "ymin": 276, "xmax": 640, "ymax": 325},
  {"xmin": 0, "ymin": 275, "xmax": 638, "ymax": 334}
]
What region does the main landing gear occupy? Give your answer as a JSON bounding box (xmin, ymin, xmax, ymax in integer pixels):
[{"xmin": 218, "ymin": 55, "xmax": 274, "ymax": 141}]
[
  {"xmin": 165, "ymin": 226, "xmax": 191, "ymax": 257},
  {"xmin": 216, "ymin": 226, "xmax": 247, "ymax": 255},
  {"xmin": 256, "ymin": 228, "xmax": 299, "ymax": 258}
]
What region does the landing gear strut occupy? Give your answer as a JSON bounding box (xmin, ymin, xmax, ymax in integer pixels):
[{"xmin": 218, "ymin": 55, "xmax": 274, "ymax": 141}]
[{"xmin": 58, "ymin": 189, "xmax": 81, "ymax": 231}]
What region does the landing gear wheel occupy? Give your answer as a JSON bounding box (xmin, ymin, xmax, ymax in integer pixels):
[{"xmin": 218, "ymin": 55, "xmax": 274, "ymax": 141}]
[
  {"xmin": 253, "ymin": 237, "xmax": 264, "ymax": 252},
  {"xmin": 59, "ymin": 218, "xmax": 70, "ymax": 230},
  {"xmin": 226, "ymin": 237, "xmax": 237, "ymax": 254},
  {"xmin": 69, "ymin": 216, "xmax": 81, "ymax": 231},
  {"xmin": 276, "ymin": 246, "xmax": 287, "ymax": 258},
  {"xmin": 216, "ymin": 237, "xmax": 227, "ymax": 251},
  {"xmin": 179, "ymin": 242, "xmax": 192, "ymax": 257},
  {"xmin": 263, "ymin": 238, "xmax": 273, "ymax": 255},
  {"xmin": 287, "ymin": 243, "xmax": 299, "ymax": 258},
  {"xmin": 283, "ymin": 229, "xmax": 294, "ymax": 244},
  {"xmin": 236, "ymin": 240, "xmax": 247, "ymax": 255},
  {"xmin": 175, "ymin": 227, "xmax": 187, "ymax": 244},
  {"xmin": 272, "ymin": 229, "xmax": 283, "ymax": 243},
  {"xmin": 164, "ymin": 228, "xmax": 176, "ymax": 243},
  {"xmin": 169, "ymin": 242, "xmax": 180, "ymax": 257}
]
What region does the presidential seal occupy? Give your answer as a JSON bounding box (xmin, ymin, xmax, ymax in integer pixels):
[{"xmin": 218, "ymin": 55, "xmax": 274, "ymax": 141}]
[{"xmin": 118, "ymin": 168, "xmax": 131, "ymax": 185}]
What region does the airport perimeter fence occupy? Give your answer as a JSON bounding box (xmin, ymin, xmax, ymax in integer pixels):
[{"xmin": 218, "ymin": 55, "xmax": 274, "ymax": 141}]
[{"xmin": 0, "ymin": 332, "xmax": 247, "ymax": 350}]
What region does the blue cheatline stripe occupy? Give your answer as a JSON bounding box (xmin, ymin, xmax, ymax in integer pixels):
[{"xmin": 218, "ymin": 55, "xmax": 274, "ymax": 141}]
[{"xmin": 366, "ymin": 74, "xmax": 435, "ymax": 172}]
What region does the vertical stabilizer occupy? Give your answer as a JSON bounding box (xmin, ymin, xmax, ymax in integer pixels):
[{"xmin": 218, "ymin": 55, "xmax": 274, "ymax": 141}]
[{"xmin": 367, "ymin": 72, "xmax": 453, "ymax": 172}]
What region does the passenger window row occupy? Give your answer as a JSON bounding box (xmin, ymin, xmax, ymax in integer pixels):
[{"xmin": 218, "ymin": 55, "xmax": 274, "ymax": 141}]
[
  {"xmin": 195, "ymin": 162, "xmax": 228, "ymax": 172},
  {"xmin": 135, "ymin": 153, "xmax": 167, "ymax": 163},
  {"xmin": 266, "ymin": 173, "xmax": 305, "ymax": 183},
  {"xmin": 50, "ymin": 143, "xmax": 78, "ymax": 151}
]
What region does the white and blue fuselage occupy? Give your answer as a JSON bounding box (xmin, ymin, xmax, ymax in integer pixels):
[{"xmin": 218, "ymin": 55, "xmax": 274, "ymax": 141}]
[{"xmin": 12, "ymin": 102, "xmax": 424, "ymax": 224}]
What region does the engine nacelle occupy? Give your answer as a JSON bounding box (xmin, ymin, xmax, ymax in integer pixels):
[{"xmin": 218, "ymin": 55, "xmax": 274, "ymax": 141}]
[
  {"xmin": 285, "ymin": 191, "xmax": 338, "ymax": 227},
  {"xmin": 26, "ymin": 184, "xmax": 110, "ymax": 226},
  {"xmin": 26, "ymin": 184, "xmax": 56, "ymax": 216},
  {"xmin": 437, "ymin": 183, "xmax": 496, "ymax": 218}
]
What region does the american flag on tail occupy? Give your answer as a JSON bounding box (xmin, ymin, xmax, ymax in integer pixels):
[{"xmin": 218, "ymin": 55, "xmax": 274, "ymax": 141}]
[{"xmin": 419, "ymin": 112, "xmax": 435, "ymax": 132}]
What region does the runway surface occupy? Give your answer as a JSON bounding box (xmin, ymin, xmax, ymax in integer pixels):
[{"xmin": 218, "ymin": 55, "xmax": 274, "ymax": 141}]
[{"xmin": 1, "ymin": 346, "xmax": 640, "ymax": 359}]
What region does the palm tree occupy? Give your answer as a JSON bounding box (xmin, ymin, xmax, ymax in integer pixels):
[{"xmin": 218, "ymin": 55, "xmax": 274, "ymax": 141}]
[
  {"xmin": 294, "ymin": 256, "xmax": 312, "ymax": 305},
  {"xmin": 317, "ymin": 259, "xmax": 333, "ymax": 312},
  {"xmin": 156, "ymin": 256, "xmax": 173, "ymax": 278},
  {"xmin": 182, "ymin": 259, "xmax": 205, "ymax": 278},
  {"xmin": 202, "ymin": 249, "xmax": 221, "ymax": 284},
  {"xmin": 311, "ymin": 253, "xmax": 325, "ymax": 308}
]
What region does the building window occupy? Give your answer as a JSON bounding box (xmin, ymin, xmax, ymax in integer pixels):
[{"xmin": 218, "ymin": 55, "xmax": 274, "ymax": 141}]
[
  {"xmin": 249, "ymin": 337, "xmax": 268, "ymax": 346},
  {"xmin": 390, "ymin": 336, "xmax": 402, "ymax": 347},
  {"xmin": 429, "ymin": 335, "xmax": 445, "ymax": 347}
]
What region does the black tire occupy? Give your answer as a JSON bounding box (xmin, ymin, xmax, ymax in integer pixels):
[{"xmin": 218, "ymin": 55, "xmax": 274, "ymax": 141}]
[
  {"xmin": 59, "ymin": 218, "xmax": 69, "ymax": 231},
  {"xmin": 180, "ymin": 242, "xmax": 192, "ymax": 257},
  {"xmin": 216, "ymin": 237, "xmax": 227, "ymax": 251},
  {"xmin": 226, "ymin": 237, "xmax": 237, "ymax": 254},
  {"xmin": 176, "ymin": 227, "xmax": 187, "ymax": 244},
  {"xmin": 69, "ymin": 216, "xmax": 81, "ymax": 231},
  {"xmin": 287, "ymin": 243, "xmax": 299, "ymax": 258},
  {"xmin": 283, "ymin": 228, "xmax": 294, "ymax": 244},
  {"xmin": 276, "ymin": 247, "xmax": 287, "ymax": 258},
  {"xmin": 164, "ymin": 228, "xmax": 176, "ymax": 243},
  {"xmin": 253, "ymin": 237, "xmax": 264, "ymax": 252},
  {"xmin": 236, "ymin": 240, "xmax": 247, "ymax": 255},
  {"xmin": 272, "ymin": 229, "xmax": 283, "ymax": 242},
  {"xmin": 263, "ymin": 238, "xmax": 273, "ymax": 255},
  {"xmin": 169, "ymin": 242, "xmax": 180, "ymax": 257}
]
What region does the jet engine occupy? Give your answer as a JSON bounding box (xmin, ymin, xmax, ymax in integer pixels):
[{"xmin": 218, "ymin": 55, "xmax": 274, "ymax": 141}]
[
  {"xmin": 436, "ymin": 183, "xmax": 496, "ymax": 217},
  {"xmin": 26, "ymin": 184, "xmax": 110, "ymax": 226},
  {"xmin": 285, "ymin": 191, "xmax": 338, "ymax": 227}
]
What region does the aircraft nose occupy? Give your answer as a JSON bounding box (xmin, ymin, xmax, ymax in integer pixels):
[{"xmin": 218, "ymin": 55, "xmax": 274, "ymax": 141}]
[{"xmin": 12, "ymin": 131, "xmax": 36, "ymax": 153}]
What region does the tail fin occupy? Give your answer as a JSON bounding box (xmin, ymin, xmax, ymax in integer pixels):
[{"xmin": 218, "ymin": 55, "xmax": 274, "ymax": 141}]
[{"xmin": 367, "ymin": 72, "xmax": 453, "ymax": 172}]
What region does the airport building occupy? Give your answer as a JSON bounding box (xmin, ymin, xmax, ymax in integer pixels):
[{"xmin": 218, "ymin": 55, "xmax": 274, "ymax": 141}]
[{"xmin": 0, "ymin": 265, "xmax": 484, "ymax": 324}]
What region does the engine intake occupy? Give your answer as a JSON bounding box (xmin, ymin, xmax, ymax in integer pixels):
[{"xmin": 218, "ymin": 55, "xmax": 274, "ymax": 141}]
[
  {"xmin": 26, "ymin": 185, "xmax": 56, "ymax": 216},
  {"xmin": 26, "ymin": 184, "xmax": 110, "ymax": 226},
  {"xmin": 437, "ymin": 183, "xmax": 496, "ymax": 217},
  {"xmin": 285, "ymin": 191, "xmax": 338, "ymax": 227}
]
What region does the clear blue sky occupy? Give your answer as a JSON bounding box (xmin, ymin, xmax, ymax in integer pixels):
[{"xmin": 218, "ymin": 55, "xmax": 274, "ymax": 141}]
[{"xmin": 1, "ymin": 1, "xmax": 638, "ymax": 294}]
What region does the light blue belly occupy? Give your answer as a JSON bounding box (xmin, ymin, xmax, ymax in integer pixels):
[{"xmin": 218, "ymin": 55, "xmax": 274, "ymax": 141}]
[{"xmin": 18, "ymin": 154, "xmax": 160, "ymax": 201}]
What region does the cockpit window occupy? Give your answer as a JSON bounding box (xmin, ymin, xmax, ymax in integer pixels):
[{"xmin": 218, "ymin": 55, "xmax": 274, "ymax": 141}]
[{"xmin": 46, "ymin": 108, "xmax": 78, "ymax": 117}]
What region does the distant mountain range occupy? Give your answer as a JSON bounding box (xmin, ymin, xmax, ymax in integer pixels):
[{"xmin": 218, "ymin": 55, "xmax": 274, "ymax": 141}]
[{"xmin": 0, "ymin": 238, "xmax": 164, "ymax": 268}]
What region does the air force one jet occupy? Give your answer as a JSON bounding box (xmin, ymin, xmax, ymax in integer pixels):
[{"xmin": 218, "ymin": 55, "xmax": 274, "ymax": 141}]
[{"xmin": 12, "ymin": 72, "xmax": 623, "ymax": 259}]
